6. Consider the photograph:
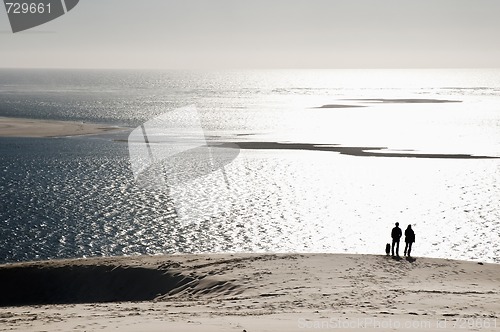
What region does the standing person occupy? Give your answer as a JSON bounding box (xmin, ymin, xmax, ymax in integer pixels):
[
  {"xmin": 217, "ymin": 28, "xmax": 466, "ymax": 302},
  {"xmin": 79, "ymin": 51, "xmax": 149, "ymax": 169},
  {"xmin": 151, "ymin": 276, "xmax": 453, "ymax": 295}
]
[
  {"xmin": 404, "ymin": 225, "xmax": 415, "ymax": 257},
  {"xmin": 391, "ymin": 222, "xmax": 402, "ymax": 257}
]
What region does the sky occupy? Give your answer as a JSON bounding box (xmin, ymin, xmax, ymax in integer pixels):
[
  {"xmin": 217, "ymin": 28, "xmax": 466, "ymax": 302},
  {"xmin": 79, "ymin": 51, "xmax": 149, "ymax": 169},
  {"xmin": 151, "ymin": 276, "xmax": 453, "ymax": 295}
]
[{"xmin": 1, "ymin": 0, "xmax": 500, "ymax": 69}]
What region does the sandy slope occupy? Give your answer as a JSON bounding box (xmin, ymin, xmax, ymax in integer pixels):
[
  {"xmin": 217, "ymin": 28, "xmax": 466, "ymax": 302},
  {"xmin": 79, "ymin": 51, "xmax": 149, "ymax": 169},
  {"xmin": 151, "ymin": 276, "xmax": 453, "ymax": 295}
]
[
  {"xmin": 0, "ymin": 254, "xmax": 498, "ymax": 331},
  {"xmin": 0, "ymin": 117, "xmax": 123, "ymax": 137}
]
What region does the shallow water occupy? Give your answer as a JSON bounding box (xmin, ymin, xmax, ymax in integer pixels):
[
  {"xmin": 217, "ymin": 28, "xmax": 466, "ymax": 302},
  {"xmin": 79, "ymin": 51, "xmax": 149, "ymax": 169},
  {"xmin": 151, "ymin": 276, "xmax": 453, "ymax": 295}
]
[{"xmin": 0, "ymin": 69, "xmax": 499, "ymax": 263}]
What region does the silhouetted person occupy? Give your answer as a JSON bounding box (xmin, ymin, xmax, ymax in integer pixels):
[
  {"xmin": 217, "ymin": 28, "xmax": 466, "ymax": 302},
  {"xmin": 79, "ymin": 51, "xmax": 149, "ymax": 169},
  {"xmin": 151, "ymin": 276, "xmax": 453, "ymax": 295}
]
[
  {"xmin": 404, "ymin": 225, "xmax": 415, "ymax": 257},
  {"xmin": 391, "ymin": 222, "xmax": 402, "ymax": 257}
]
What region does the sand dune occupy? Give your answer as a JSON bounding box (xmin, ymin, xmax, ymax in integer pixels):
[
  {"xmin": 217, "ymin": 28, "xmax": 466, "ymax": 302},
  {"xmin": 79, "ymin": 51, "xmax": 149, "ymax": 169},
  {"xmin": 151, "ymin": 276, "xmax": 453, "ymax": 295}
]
[
  {"xmin": 0, "ymin": 254, "xmax": 498, "ymax": 331},
  {"xmin": 0, "ymin": 117, "xmax": 124, "ymax": 138}
]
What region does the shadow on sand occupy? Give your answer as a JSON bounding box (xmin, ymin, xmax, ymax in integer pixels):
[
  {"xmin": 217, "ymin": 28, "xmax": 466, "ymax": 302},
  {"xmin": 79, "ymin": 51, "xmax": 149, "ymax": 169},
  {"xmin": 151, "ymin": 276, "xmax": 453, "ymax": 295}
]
[{"xmin": 388, "ymin": 256, "xmax": 417, "ymax": 263}]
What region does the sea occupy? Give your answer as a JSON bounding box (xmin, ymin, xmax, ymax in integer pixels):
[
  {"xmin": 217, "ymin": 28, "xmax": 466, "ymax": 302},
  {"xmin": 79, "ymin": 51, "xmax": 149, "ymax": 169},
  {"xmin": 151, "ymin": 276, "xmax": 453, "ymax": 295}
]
[{"xmin": 0, "ymin": 68, "xmax": 499, "ymax": 264}]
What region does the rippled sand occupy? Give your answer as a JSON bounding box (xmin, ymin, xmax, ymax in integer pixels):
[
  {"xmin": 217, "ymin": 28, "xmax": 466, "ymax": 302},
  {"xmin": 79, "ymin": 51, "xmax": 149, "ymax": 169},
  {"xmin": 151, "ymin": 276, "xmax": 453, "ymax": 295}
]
[{"xmin": 0, "ymin": 254, "xmax": 498, "ymax": 331}]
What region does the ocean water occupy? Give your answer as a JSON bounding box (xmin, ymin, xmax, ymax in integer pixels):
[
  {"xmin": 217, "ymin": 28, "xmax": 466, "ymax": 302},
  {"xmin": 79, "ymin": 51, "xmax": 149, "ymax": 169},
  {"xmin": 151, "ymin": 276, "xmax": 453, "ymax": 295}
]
[{"xmin": 0, "ymin": 69, "xmax": 499, "ymax": 264}]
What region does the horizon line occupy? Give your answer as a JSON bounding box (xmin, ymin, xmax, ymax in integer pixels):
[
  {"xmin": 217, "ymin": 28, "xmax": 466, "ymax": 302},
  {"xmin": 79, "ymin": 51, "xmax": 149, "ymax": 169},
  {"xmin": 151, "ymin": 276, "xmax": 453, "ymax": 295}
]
[{"xmin": 1, "ymin": 67, "xmax": 499, "ymax": 71}]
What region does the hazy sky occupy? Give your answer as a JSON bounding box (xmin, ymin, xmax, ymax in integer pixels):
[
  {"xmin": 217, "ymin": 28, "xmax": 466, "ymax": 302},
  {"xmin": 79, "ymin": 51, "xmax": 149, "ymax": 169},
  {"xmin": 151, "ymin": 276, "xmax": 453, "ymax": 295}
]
[{"xmin": 1, "ymin": 0, "xmax": 500, "ymax": 69}]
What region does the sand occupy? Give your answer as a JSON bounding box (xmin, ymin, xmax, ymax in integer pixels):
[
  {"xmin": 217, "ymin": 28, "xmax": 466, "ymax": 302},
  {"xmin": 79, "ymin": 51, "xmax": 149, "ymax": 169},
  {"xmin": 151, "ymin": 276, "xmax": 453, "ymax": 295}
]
[
  {"xmin": 341, "ymin": 99, "xmax": 462, "ymax": 104},
  {"xmin": 0, "ymin": 254, "xmax": 498, "ymax": 331},
  {"xmin": 221, "ymin": 142, "xmax": 499, "ymax": 159},
  {"xmin": 0, "ymin": 117, "xmax": 124, "ymax": 138}
]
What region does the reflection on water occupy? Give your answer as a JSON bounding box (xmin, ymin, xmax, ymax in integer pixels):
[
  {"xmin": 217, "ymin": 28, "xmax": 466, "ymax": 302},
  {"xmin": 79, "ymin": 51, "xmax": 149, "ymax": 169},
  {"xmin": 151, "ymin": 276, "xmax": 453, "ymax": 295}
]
[
  {"xmin": 0, "ymin": 136, "xmax": 498, "ymax": 263},
  {"xmin": 0, "ymin": 69, "xmax": 499, "ymax": 264}
]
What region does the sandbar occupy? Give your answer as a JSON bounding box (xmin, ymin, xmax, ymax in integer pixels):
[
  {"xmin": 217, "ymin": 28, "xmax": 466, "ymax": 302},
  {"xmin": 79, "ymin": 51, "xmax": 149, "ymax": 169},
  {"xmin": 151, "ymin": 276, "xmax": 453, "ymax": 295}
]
[{"xmin": 0, "ymin": 117, "xmax": 124, "ymax": 138}]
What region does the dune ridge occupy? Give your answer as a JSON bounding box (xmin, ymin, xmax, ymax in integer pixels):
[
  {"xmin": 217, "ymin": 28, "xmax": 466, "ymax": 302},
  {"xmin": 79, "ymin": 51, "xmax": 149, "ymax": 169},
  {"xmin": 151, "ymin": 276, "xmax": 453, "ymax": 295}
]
[
  {"xmin": 0, "ymin": 257, "xmax": 241, "ymax": 306},
  {"xmin": 0, "ymin": 253, "xmax": 498, "ymax": 331}
]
